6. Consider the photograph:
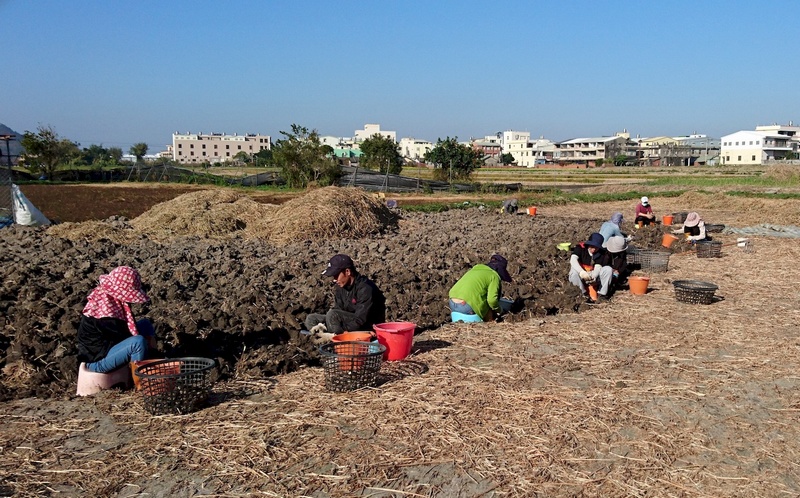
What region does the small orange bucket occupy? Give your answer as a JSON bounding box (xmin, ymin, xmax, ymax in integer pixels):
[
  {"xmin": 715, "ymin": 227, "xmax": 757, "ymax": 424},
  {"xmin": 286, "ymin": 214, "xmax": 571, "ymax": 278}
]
[
  {"xmin": 587, "ymin": 283, "xmax": 598, "ymax": 301},
  {"xmin": 332, "ymin": 334, "xmax": 373, "ymax": 371},
  {"xmin": 332, "ymin": 332, "xmax": 373, "ymax": 342},
  {"xmin": 662, "ymin": 234, "xmax": 679, "ymax": 248},
  {"xmin": 628, "ymin": 276, "xmax": 650, "ymax": 295},
  {"xmin": 662, "ymin": 215, "xmax": 674, "ymax": 225},
  {"xmin": 527, "ymin": 206, "xmax": 537, "ymax": 216},
  {"xmin": 131, "ymin": 359, "xmax": 164, "ymax": 391}
]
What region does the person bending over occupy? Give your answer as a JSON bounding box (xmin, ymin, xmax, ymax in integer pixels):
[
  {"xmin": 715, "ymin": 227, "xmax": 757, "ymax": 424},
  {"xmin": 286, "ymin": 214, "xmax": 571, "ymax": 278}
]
[{"xmin": 449, "ymin": 254, "xmax": 513, "ymax": 322}]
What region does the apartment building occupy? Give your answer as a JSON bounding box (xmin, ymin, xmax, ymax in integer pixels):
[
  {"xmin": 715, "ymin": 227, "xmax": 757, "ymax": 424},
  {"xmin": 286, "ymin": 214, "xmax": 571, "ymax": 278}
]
[
  {"xmin": 720, "ymin": 130, "xmax": 794, "ymax": 165},
  {"xmin": 399, "ymin": 137, "xmax": 432, "ymax": 161},
  {"xmin": 354, "ymin": 124, "xmax": 396, "ymax": 143},
  {"xmin": 555, "ymin": 134, "xmax": 633, "ymax": 166},
  {"xmin": 172, "ymin": 132, "xmax": 271, "ymax": 164}
]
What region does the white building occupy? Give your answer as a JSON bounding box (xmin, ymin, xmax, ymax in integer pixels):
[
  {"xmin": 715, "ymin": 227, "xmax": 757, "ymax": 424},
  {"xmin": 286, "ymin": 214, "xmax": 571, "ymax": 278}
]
[
  {"xmin": 354, "ymin": 124, "xmax": 396, "ymax": 143},
  {"xmin": 398, "ymin": 137, "xmax": 432, "ymax": 161},
  {"xmin": 555, "ymin": 135, "xmax": 633, "ymax": 166},
  {"xmin": 499, "ymin": 130, "xmax": 555, "ymax": 167},
  {"xmin": 720, "ymin": 130, "xmax": 795, "ymax": 165},
  {"xmin": 172, "ymin": 132, "xmax": 271, "ymax": 164}
]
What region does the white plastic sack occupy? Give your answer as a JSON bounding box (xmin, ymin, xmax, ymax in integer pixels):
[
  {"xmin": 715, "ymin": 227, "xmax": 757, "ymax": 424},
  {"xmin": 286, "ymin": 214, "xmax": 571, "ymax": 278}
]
[{"xmin": 12, "ymin": 184, "xmax": 50, "ymax": 226}]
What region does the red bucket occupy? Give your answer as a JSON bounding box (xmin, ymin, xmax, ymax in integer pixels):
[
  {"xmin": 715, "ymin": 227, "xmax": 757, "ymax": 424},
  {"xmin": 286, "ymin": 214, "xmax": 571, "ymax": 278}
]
[{"xmin": 373, "ymin": 322, "xmax": 415, "ymax": 361}]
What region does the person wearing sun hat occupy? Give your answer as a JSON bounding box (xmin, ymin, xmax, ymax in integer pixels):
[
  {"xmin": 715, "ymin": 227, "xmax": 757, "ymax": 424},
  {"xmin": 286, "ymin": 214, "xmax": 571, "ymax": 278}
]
[
  {"xmin": 449, "ymin": 254, "xmax": 513, "ymax": 322},
  {"xmin": 77, "ymin": 266, "xmax": 156, "ymax": 374},
  {"xmin": 598, "ymin": 235, "xmax": 630, "ymax": 292},
  {"xmin": 672, "ymin": 211, "xmax": 707, "ymax": 242},
  {"xmin": 304, "ymin": 254, "xmax": 386, "ymax": 338},
  {"xmin": 634, "ymin": 196, "xmax": 655, "ymax": 226},
  {"xmin": 568, "ymin": 232, "xmax": 613, "ymax": 302}
]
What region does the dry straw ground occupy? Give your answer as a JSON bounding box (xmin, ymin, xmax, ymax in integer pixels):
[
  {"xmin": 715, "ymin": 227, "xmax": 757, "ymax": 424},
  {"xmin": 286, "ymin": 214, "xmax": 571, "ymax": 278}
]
[{"xmin": 4, "ymin": 192, "xmax": 800, "ymax": 497}]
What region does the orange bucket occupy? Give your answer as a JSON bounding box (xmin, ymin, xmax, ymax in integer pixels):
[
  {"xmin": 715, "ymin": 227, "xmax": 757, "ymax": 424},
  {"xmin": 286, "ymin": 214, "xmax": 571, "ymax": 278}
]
[
  {"xmin": 527, "ymin": 207, "xmax": 537, "ymax": 216},
  {"xmin": 628, "ymin": 276, "xmax": 650, "ymax": 295},
  {"xmin": 662, "ymin": 234, "xmax": 679, "ymax": 248},
  {"xmin": 131, "ymin": 359, "xmax": 165, "ymax": 391},
  {"xmin": 332, "ymin": 332, "xmax": 373, "ymax": 342},
  {"xmin": 332, "ymin": 340, "xmax": 372, "ymax": 371},
  {"xmin": 662, "ymin": 215, "xmax": 674, "ymax": 225},
  {"xmin": 587, "ymin": 283, "xmax": 598, "ymax": 301}
]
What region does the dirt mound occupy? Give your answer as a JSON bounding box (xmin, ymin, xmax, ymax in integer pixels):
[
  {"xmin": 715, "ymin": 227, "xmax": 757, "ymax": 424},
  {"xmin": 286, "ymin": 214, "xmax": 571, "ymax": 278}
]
[
  {"xmin": 48, "ymin": 220, "xmax": 133, "ymax": 244},
  {"xmin": 259, "ymin": 186, "xmax": 397, "ymax": 244},
  {"xmin": 0, "ymin": 209, "xmax": 602, "ymax": 400}
]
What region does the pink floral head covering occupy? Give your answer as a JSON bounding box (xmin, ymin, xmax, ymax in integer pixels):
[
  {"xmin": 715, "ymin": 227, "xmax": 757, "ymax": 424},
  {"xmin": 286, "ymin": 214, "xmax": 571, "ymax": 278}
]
[{"xmin": 82, "ymin": 266, "xmax": 149, "ymax": 335}]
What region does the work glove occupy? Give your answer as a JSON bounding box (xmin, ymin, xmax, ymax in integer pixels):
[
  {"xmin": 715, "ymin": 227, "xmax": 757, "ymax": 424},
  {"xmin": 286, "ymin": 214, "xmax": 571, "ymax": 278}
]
[
  {"xmin": 613, "ymin": 271, "xmax": 620, "ymax": 278},
  {"xmin": 579, "ymin": 270, "xmax": 592, "ymax": 281},
  {"xmin": 310, "ymin": 323, "xmax": 327, "ymax": 334}
]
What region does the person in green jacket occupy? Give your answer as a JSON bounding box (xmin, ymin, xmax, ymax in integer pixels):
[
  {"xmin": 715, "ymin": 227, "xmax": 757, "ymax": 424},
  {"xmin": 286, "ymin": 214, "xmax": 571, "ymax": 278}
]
[{"xmin": 448, "ymin": 254, "xmax": 512, "ymax": 321}]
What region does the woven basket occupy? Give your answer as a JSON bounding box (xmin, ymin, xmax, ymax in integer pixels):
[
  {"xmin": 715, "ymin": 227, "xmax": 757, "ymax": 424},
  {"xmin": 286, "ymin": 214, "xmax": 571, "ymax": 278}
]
[
  {"xmin": 626, "ymin": 246, "xmax": 641, "ymax": 265},
  {"xmin": 696, "ymin": 240, "xmax": 722, "ymax": 258},
  {"xmin": 638, "ymin": 249, "xmax": 671, "ymax": 273},
  {"xmin": 137, "ymin": 357, "xmax": 215, "ymax": 415},
  {"xmin": 319, "ymin": 341, "xmax": 385, "ymax": 392},
  {"xmin": 705, "ymin": 224, "xmax": 725, "ymax": 233},
  {"xmin": 673, "ymin": 280, "xmax": 718, "ymax": 305}
]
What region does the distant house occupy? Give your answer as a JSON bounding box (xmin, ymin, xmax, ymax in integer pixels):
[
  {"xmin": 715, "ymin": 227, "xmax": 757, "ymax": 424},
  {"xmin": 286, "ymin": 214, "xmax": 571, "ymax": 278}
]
[
  {"xmin": 720, "ymin": 130, "xmax": 795, "ymax": 165},
  {"xmin": 399, "ymin": 137, "xmax": 432, "ymax": 162},
  {"xmin": 555, "ymin": 132, "xmax": 635, "ymax": 166}
]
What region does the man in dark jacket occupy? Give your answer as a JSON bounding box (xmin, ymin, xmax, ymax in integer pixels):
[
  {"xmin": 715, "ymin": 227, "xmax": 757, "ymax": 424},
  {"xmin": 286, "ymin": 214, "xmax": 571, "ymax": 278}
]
[{"xmin": 305, "ymin": 254, "xmax": 386, "ymax": 338}]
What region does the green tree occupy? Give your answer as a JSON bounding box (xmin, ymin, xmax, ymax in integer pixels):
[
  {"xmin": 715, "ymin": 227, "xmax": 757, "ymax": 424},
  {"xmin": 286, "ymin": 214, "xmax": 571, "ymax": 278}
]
[
  {"xmin": 359, "ymin": 134, "xmax": 403, "ymax": 174},
  {"xmin": 254, "ymin": 148, "xmax": 273, "ymax": 166},
  {"xmin": 20, "ymin": 125, "xmax": 80, "ymax": 179},
  {"xmin": 272, "ymin": 124, "xmax": 340, "ymax": 188},
  {"xmin": 499, "ymin": 152, "xmax": 515, "ymax": 166},
  {"xmin": 108, "ymin": 147, "xmax": 123, "ymax": 163},
  {"xmin": 129, "ymin": 142, "xmax": 149, "ymax": 163},
  {"xmin": 424, "ymin": 137, "xmax": 484, "ymax": 182}
]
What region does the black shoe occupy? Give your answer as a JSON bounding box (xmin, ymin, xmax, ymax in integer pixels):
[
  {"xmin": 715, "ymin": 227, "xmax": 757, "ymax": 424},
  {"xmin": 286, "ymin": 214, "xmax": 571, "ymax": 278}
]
[{"xmin": 598, "ymin": 294, "xmax": 611, "ymax": 302}]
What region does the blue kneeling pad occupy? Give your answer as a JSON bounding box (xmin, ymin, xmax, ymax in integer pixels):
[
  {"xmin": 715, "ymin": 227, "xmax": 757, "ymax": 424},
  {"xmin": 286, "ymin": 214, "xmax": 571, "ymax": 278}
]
[{"xmin": 451, "ymin": 311, "xmax": 482, "ymax": 323}]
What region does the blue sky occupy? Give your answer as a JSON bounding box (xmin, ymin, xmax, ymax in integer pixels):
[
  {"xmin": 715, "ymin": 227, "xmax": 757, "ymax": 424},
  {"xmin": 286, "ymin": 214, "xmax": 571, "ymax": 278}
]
[{"xmin": 3, "ymin": 0, "xmax": 798, "ymax": 153}]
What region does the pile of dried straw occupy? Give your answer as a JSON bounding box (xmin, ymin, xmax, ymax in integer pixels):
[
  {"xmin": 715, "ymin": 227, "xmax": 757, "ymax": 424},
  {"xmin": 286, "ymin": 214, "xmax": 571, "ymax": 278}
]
[
  {"xmin": 47, "ymin": 187, "xmax": 394, "ymax": 244},
  {"xmin": 258, "ymin": 186, "xmax": 396, "ymax": 244}
]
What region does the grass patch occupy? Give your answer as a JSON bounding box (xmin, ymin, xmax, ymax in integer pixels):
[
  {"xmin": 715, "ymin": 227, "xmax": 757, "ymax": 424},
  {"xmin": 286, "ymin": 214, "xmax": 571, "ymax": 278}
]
[{"xmin": 726, "ymin": 190, "xmax": 800, "ymax": 200}]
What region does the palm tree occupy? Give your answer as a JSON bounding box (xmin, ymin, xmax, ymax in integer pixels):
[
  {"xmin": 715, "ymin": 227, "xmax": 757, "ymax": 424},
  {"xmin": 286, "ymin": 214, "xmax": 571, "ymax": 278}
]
[{"xmin": 129, "ymin": 143, "xmax": 148, "ymax": 163}]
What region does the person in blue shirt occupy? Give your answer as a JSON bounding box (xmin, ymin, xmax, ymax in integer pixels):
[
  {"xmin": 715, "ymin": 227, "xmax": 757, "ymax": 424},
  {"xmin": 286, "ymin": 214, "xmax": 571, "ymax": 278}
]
[{"xmin": 598, "ymin": 212, "xmax": 628, "ymax": 248}]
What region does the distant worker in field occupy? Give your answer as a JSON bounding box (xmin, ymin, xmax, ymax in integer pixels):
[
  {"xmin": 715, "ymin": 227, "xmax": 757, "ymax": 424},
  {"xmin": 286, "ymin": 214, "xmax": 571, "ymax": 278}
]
[
  {"xmin": 672, "ymin": 211, "xmax": 708, "ymax": 243},
  {"xmin": 77, "ymin": 266, "xmax": 157, "ymax": 375},
  {"xmin": 305, "ymin": 254, "xmax": 385, "ymax": 340},
  {"xmin": 568, "ymin": 233, "xmax": 613, "ymax": 302},
  {"xmin": 634, "ymin": 196, "xmax": 656, "ymax": 226},
  {"xmin": 500, "ymin": 198, "xmax": 518, "ymax": 215},
  {"xmin": 449, "ymin": 254, "xmax": 513, "ymax": 322},
  {"xmin": 598, "ymin": 212, "xmax": 628, "ymax": 247}
]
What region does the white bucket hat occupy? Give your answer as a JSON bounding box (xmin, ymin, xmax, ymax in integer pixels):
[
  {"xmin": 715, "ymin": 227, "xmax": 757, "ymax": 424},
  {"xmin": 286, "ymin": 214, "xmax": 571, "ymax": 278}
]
[
  {"xmin": 606, "ymin": 236, "xmax": 628, "ymax": 253},
  {"xmin": 641, "ymin": 196, "xmax": 649, "ymax": 205}
]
